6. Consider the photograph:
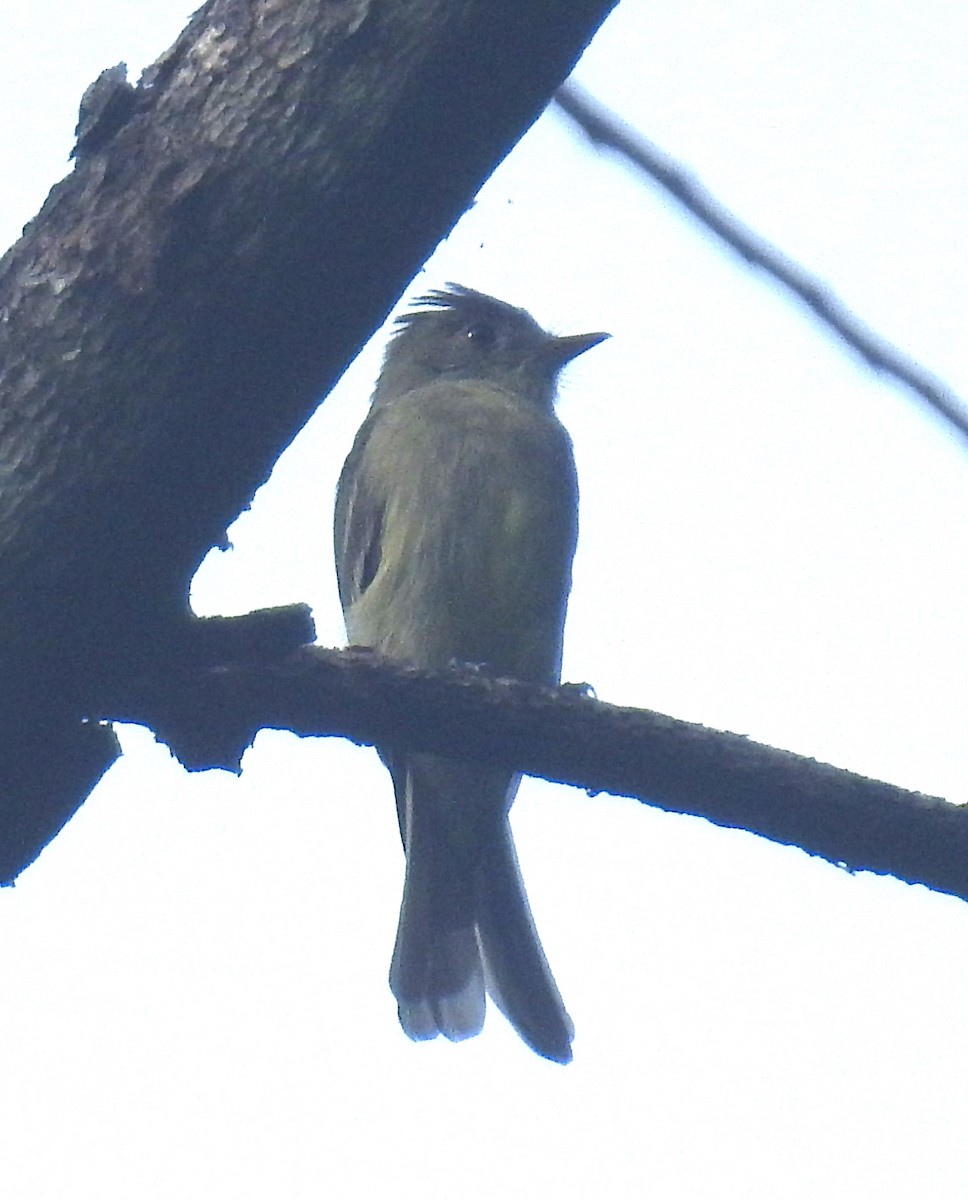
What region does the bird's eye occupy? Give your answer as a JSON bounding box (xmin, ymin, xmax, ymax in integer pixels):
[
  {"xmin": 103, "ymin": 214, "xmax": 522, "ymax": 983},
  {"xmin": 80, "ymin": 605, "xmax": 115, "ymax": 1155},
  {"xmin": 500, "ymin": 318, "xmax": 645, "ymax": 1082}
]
[{"xmin": 465, "ymin": 322, "xmax": 496, "ymax": 347}]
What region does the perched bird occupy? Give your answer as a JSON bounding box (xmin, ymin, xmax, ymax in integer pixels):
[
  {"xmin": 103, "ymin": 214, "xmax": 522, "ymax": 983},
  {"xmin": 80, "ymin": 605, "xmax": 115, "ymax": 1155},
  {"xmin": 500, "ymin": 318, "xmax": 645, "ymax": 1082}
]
[{"xmin": 334, "ymin": 285, "xmax": 607, "ymax": 1063}]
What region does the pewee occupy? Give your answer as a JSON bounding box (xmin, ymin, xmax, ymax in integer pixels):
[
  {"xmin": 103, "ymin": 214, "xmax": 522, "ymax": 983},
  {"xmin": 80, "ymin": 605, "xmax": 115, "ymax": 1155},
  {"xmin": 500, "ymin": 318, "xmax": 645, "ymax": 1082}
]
[{"xmin": 334, "ymin": 285, "xmax": 606, "ymax": 1063}]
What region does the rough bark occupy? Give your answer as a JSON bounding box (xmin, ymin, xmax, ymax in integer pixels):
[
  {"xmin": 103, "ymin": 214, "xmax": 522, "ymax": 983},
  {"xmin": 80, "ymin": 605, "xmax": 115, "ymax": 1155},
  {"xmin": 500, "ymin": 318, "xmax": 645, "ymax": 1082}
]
[{"xmin": 0, "ymin": 0, "xmax": 617, "ymax": 880}]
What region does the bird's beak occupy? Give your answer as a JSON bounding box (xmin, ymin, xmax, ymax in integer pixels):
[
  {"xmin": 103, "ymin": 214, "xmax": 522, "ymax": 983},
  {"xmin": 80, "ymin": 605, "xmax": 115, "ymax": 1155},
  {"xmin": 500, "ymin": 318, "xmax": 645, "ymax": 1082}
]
[{"xmin": 544, "ymin": 330, "xmax": 610, "ymax": 367}]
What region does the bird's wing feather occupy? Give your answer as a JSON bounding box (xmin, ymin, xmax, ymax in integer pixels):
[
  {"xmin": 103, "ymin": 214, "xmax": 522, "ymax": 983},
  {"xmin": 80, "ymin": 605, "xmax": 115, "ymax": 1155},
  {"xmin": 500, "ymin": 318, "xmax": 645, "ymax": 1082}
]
[{"xmin": 333, "ymin": 415, "xmax": 385, "ymax": 615}]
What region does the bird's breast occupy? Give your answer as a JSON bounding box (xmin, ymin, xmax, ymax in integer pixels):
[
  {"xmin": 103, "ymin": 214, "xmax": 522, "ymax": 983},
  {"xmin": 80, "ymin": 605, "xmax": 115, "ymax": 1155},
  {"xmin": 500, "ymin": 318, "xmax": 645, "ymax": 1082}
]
[{"xmin": 349, "ymin": 382, "xmax": 578, "ymax": 682}]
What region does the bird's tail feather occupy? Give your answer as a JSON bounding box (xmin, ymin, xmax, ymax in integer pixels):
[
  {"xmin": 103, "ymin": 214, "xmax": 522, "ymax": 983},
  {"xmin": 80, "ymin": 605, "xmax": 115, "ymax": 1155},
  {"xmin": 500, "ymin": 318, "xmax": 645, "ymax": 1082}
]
[
  {"xmin": 476, "ymin": 820, "xmax": 574, "ymax": 1064},
  {"xmin": 388, "ymin": 754, "xmax": 572, "ymax": 1061},
  {"xmin": 389, "ymin": 756, "xmax": 486, "ymax": 1042}
]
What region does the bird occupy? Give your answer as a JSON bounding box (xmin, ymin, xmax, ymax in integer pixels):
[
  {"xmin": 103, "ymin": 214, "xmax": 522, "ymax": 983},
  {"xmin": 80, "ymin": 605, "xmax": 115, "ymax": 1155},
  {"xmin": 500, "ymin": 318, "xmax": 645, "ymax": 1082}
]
[{"xmin": 334, "ymin": 284, "xmax": 607, "ymax": 1062}]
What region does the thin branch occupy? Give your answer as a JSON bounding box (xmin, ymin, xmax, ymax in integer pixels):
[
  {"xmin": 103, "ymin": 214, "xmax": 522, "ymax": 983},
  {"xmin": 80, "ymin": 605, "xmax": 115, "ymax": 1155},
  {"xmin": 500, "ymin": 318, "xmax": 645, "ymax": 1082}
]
[
  {"xmin": 111, "ymin": 645, "xmax": 968, "ymax": 906},
  {"xmin": 554, "ymin": 81, "xmax": 968, "ymax": 444}
]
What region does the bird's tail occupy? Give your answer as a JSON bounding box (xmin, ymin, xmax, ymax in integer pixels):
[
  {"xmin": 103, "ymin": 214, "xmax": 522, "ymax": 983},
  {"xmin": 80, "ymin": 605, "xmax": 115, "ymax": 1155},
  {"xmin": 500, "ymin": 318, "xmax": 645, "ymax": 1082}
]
[
  {"xmin": 475, "ymin": 818, "xmax": 573, "ymax": 1063},
  {"xmin": 388, "ymin": 753, "xmax": 572, "ymax": 1063},
  {"xmin": 389, "ymin": 754, "xmax": 487, "ymax": 1042}
]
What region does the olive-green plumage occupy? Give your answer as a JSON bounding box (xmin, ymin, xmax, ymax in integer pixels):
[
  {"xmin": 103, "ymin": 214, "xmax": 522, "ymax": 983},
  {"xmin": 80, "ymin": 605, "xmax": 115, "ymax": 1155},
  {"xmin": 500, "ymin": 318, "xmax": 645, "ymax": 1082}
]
[{"xmin": 334, "ymin": 285, "xmax": 606, "ymax": 1063}]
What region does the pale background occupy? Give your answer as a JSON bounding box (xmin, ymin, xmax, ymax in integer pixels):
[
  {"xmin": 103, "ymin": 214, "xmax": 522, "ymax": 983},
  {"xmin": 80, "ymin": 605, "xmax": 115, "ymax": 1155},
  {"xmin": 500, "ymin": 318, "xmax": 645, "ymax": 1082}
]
[{"xmin": 2, "ymin": 3, "xmax": 968, "ymax": 1196}]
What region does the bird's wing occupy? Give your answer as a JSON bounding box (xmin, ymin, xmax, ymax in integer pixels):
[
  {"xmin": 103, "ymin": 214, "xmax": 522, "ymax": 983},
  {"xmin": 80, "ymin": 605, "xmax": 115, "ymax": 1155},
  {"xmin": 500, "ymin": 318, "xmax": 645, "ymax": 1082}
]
[{"xmin": 333, "ymin": 415, "xmax": 385, "ymax": 615}]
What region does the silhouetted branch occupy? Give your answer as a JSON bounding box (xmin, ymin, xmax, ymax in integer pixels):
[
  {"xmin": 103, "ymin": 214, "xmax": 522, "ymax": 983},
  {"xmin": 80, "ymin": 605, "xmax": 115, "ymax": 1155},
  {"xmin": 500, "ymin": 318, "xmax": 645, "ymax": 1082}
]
[
  {"xmin": 112, "ymin": 645, "xmax": 968, "ymax": 906},
  {"xmin": 0, "ymin": 0, "xmax": 617, "ymax": 879},
  {"xmin": 555, "ymin": 81, "xmax": 968, "ymax": 443}
]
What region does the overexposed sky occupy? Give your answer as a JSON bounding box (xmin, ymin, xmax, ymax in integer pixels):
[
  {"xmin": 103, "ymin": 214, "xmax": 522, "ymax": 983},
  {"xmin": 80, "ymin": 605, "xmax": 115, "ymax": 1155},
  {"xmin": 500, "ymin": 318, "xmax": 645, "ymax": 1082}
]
[{"xmin": 3, "ymin": 3, "xmax": 968, "ymax": 1197}]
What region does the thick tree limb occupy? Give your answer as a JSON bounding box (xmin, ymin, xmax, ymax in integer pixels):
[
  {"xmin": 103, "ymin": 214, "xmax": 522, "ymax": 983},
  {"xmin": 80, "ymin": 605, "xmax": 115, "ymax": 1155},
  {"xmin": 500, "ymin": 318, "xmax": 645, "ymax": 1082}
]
[
  {"xmin": 8, "ymin": 3, "xmax": 953, "ymax": 913},
  {"xmin": 0, "ymin": 0, "xmax": 615, "ymax": 684},
  {"xmin": 111, "ymin": 645, "xmax": 968, "ymax": 905},
  {"xmin": 0, "ymin": 0, "xmax": 616, "ymax": 873}
]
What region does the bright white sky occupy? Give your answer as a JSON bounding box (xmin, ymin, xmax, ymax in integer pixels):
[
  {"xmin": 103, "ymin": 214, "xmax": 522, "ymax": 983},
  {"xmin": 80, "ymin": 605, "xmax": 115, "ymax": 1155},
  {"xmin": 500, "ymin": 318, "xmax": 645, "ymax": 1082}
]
[{"xmin": 3, "ymin": 3, "xmax": 968, "ymax": 1197}]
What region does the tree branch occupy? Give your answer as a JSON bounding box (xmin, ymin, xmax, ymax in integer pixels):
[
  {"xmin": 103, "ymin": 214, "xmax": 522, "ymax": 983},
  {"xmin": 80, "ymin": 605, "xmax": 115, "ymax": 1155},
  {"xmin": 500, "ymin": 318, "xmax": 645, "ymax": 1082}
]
[
  {"xmin": 9, "ymin": 8, "xmax": 953, "ymax": 912},
  {"xmin": 0, "ymin": 0, "xmax": 616, "ymax": 872},
  {"xmin": 110, "ymin": 645, "xmax": 968, "ymax": 907},
  {"xmin": 554, "ymin": 82, "xmax": 968, "ymax": 444},
  {"xmin": 1, "ymin": 1, "xmax": 616, "ymax": 687}
]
